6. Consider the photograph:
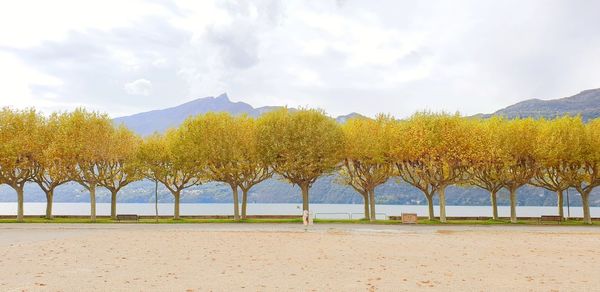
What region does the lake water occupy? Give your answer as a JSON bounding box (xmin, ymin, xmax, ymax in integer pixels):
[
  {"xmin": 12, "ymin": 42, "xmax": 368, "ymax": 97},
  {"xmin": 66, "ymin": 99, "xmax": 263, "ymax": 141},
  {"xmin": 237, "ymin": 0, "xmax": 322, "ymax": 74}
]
[{"xmin": 1, "ymin": 202, "xmax": 599, "ymax": 219}]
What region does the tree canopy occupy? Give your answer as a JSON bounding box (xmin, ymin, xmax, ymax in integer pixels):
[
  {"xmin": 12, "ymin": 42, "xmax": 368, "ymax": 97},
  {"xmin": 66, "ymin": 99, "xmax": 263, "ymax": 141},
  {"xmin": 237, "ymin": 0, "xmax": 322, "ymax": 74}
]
[
  {"xmin": 340, "ymin": 115, "xmax": 394, "ymax": 221},
  {"xmin": 137, "ymin": 130, "xmax": 203, "ymax": 219},
  {"xmin": 0, "ymin": 106, "xmax": 599, "ymax": 224},
  {"xmin": 179, "ymin": 113, "xmax": 272, "ymax": 220},
  {"xmin": 257, "ymin": 108, "xmax": 344, "ymax": 212},
  {"xmin": 391, "ymin": 113, "xmax": 474, "ymax": 222},
  {"xmin": 0, "ymin": 108, "xmax": 44, "ymax": 221}
]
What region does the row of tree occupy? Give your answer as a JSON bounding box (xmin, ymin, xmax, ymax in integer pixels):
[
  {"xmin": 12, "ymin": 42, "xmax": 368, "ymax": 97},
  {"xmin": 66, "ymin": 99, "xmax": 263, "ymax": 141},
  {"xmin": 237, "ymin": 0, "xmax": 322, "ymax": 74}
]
[
  {"xmin": 344, "ymin": 113, "xmax": 600, "ymax": 224},
  {"xmin": 1, "ymin": 107, "xmax": 599, "ymax": 223}
]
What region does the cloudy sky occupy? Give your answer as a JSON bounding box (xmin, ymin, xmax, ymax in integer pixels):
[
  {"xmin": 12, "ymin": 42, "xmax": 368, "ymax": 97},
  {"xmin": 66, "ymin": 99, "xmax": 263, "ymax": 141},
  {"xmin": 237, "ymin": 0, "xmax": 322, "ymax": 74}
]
[{"xmin": 1, "ymin": 0, "xmax": 599, "ymax": 118}]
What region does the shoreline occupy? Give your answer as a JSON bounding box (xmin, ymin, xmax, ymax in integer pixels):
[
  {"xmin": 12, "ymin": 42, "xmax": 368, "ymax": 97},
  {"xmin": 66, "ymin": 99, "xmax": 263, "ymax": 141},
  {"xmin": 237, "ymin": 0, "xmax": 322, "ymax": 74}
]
[{"xmin": 1, "ymin": 217, "xmax": 600, "ymax": 226}]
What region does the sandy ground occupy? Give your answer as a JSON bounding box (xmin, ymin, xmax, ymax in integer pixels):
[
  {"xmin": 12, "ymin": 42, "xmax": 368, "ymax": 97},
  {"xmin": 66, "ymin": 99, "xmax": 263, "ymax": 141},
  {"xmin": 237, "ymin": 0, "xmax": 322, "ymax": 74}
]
[{"xmin": 1, "ymin": 224, "xmax": 599, "ymax": 291}]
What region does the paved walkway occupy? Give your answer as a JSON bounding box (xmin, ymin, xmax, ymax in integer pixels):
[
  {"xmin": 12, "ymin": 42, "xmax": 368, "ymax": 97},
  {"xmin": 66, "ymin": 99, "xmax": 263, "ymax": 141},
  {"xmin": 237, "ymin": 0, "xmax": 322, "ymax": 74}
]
[{"xmin": 2, "ymin": 223, "xmax": 599, "ymax": 246}]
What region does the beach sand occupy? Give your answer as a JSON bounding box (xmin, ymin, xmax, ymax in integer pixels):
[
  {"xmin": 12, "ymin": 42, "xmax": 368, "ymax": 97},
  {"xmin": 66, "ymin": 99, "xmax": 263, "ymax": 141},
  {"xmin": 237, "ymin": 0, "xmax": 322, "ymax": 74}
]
[{"xmin": 1, "ymin": 224, "xmax": 599, "ymax": 291}]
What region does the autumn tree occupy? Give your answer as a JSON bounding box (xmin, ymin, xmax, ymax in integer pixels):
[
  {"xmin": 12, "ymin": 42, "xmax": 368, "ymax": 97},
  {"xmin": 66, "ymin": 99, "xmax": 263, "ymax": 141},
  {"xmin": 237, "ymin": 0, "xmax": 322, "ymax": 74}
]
[
  {"xmin": 499, "ymin": 118, "xmax": 538, "ymax": 223},
  {"xmin": 98, "ymin": 125, "xmax": 142, "ymax": 220},
  {"xmin": 569, "ymin": 118, "xmax": 600, "ymax": 224},
  {"xmin": 137, "ymin": 130, "xmax": 203, "ymax": 219},
  {"xmin": 56, "ymin": 109, "xmax": 113, "ymax": 222},
  {"xmin": 0, "ymin": 108, "xmax": 43, "ymax": 222},
  {"xmin": 339, "ymin": 115, "xmax": 394, "ymax": 221},
  {"xmin": 391, "ymin": 113, "xmax": 472, "ymax": 222},
  {"xmin": 530, "ymin": 117, "xmax": 584, "ymax": 220},
  {"xmin": 468, "ymin": 117, "xmax": 507, "ymax": 220},
  {"xmin": 31, "ymin": 112, "xmax": 73, "ymax": 219},
  {"xmin": 390, "ymin": 118, "xmax": 435, "ymax": 220},
  {"xmin": 236, "ymin": 116, "xmax": 274, "ymax": 219},
  {"xmin": 257, "ymin": 109, "xmax": 344, "ymax": 212},
  {"xmin": 179, "ymin": 113, "xmax": 272, "ymax": 220}
]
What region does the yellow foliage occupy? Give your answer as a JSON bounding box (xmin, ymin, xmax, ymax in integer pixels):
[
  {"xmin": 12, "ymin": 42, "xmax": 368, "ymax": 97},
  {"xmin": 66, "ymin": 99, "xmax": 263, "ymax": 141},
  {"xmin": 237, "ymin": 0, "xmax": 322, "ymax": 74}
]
[
  {"xmin": 0, "ymin": 108, "xmax": 44, "ymax": 187},
  {"xmin": 257, "ymin": 108, "xmax": 344, "ymax": 187},
  {"xmin": 340, "ymin": 115, "xmax": 394, "ymax": 195},
  {"xmin": 137, "ymin": 129, "xmax": 202, "ymax": 193}
]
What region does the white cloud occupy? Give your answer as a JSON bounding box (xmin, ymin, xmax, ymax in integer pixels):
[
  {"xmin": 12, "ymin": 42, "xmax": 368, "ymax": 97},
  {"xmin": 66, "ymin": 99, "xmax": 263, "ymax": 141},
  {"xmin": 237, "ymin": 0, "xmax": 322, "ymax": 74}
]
[
  {"xmin": 1, "ymin": 0, "xmax": 600, "ymax": 118},
  {"xmin": 124, "ymin": 79, "xmax": 153, "ymax": 96},
  {"xmin": 0, "ymin": 0, "xmax": 170, "ymax": 48},
  {"xmin": 0, "ymin": 52, "xmax": 64, "ymax": 110}
]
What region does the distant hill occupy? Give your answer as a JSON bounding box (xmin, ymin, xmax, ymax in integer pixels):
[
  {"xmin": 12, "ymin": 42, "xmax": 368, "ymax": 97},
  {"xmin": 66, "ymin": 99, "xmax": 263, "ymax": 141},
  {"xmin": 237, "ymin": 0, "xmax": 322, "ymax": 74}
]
[
  {"xmin": 3, "ymin": 174, "xmax": 599, "ymax": 208},
  {"xmin": 114, "ymin": 93, "xmax": 265, "ymax": 136},
  {"xmin": 479, "ymin": 88, "xmax": 600, "ymax": 121},
  {"xmin": 116, "ymin": 88, "xmax": 600, "ymax": 136},
  {"xmin": 114, "ymin": 93, "xmax": 361, "ymax": 136},
  {"xmin": 335, "ymin": 112, "xmax": 365, "ymax": 123}
]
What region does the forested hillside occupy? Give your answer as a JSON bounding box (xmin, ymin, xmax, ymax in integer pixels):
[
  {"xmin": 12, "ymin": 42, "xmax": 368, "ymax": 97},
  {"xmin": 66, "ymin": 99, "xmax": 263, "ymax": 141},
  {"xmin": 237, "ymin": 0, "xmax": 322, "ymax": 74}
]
[
  {"xmin": 479, "ymin": 88, "xmax": 600, "ymax": 121},
  {"xmin": 2, "ymin": 177, "xmax": 598, "ymax": 207}
]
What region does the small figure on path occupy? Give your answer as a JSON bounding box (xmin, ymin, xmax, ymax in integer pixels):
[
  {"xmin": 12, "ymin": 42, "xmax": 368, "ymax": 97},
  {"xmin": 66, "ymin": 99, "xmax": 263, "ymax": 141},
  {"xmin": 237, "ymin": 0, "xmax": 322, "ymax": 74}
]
[{"xmin": 302, "ymin": 210, "xmax": 309, "ymax": 226}]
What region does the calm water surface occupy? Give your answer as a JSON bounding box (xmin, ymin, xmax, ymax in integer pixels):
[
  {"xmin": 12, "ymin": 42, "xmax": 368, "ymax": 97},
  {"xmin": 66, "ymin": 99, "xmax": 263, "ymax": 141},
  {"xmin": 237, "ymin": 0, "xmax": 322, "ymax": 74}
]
[{"xmin": 1, "ymin": 202, "xmax": 598, "ymax": 219}]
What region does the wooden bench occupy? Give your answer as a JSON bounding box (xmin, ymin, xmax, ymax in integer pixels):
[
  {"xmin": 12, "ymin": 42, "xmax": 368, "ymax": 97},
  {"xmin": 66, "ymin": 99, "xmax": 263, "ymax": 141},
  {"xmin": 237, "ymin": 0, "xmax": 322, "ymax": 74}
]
[
  {"xmin": 401, "ymin": 213, "xmax": 418, "ymax": 224},
  {"xmin": 116, "ymin": 214, "xmax": 139, "ymax": 222},
  {"xmin": 539, "ymin": 215, "xmax": 562, "ymax": 224}
]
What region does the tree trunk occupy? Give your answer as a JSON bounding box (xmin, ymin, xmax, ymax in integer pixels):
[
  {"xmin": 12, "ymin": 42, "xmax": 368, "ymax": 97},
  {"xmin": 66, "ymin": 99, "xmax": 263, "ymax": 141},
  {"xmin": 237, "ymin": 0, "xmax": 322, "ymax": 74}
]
[
  {"xmin": 110, "ymin": 190, "xmax": 118, "ymax": 220},
  {"xmin": 241, "ymin": 188, "xmax": 249, "ymax": 219},
  {"xmin": 45, "ymin": 189, "xmax": 54, "ymax": 219},
  {"xmin": 154, "ymin": 180, "xmax": 159, "ymax": 223},
  {"xmin": 16, "ymin": 186, "xmax": 24, "ymax": 222},
  {"xmin": 368, "ymin": 188, "xmax": 376, "ymax": 222},
  {"xmin": 509, "ymin": 187, "xmax": 517, "ymax": 224},
  {"xmin": 173, "ymin": 190, "xmax": 181, "ymax": 220},
  {"xmin": 490, "ymin": 190, "xmax": 498, "ymax": 220},
  {"xmin": 362, "ymin": 192, "xmax": 370, "ymax": 220},
  {"xmin": 231, "ymin": 185, "xmax": 240, "ymax": 221},
  {"xmin": 89, "ymin": 184, "xmax": 96, "ymax": 222},
  {"xmin": 426, "ymin": 194, "xmax": 434, "ymax": 220},
  {"xmin": 439, "ymin": 186, "xmax": 447, "ymax": 223},
  {"xmin": 300, "ymin": 183, "xmax": 309, "ymax": 212},
  {"xmin": 581, "ymin": 190, "xmax": 591, "ymax": 224},
  {"xmin": 556, "ymin": 190, "xmax": 564, "ymax": 220}
]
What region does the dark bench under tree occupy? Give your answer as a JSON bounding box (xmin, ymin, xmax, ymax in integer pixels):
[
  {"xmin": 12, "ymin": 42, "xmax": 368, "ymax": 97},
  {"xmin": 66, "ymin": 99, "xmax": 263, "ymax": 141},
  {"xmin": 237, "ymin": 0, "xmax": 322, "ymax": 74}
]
[
  {"xmin": 539, "ymin": 215, "xmax": 562, "ymax": 224},
  {"xmin": 116, "ymin": 214, "xmax": 139, "ymax": 222}
]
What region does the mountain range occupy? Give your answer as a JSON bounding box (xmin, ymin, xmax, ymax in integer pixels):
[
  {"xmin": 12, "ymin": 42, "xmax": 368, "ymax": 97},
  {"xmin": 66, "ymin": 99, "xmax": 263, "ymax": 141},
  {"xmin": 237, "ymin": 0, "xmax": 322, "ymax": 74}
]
[
  {"xmin": 2, "ymin": 88, "xmax": 600, "ymax": 207},
  {"xmin": 114, "ymin": 88, "xmax": 600, "ymax": 137},
  {"xmin": 114, "ymin": 93, "xmax": 364, "ymax": 136},
  {"xmin": 478, "ymin": 88, "xmax": 600, "ymax": 121}
]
